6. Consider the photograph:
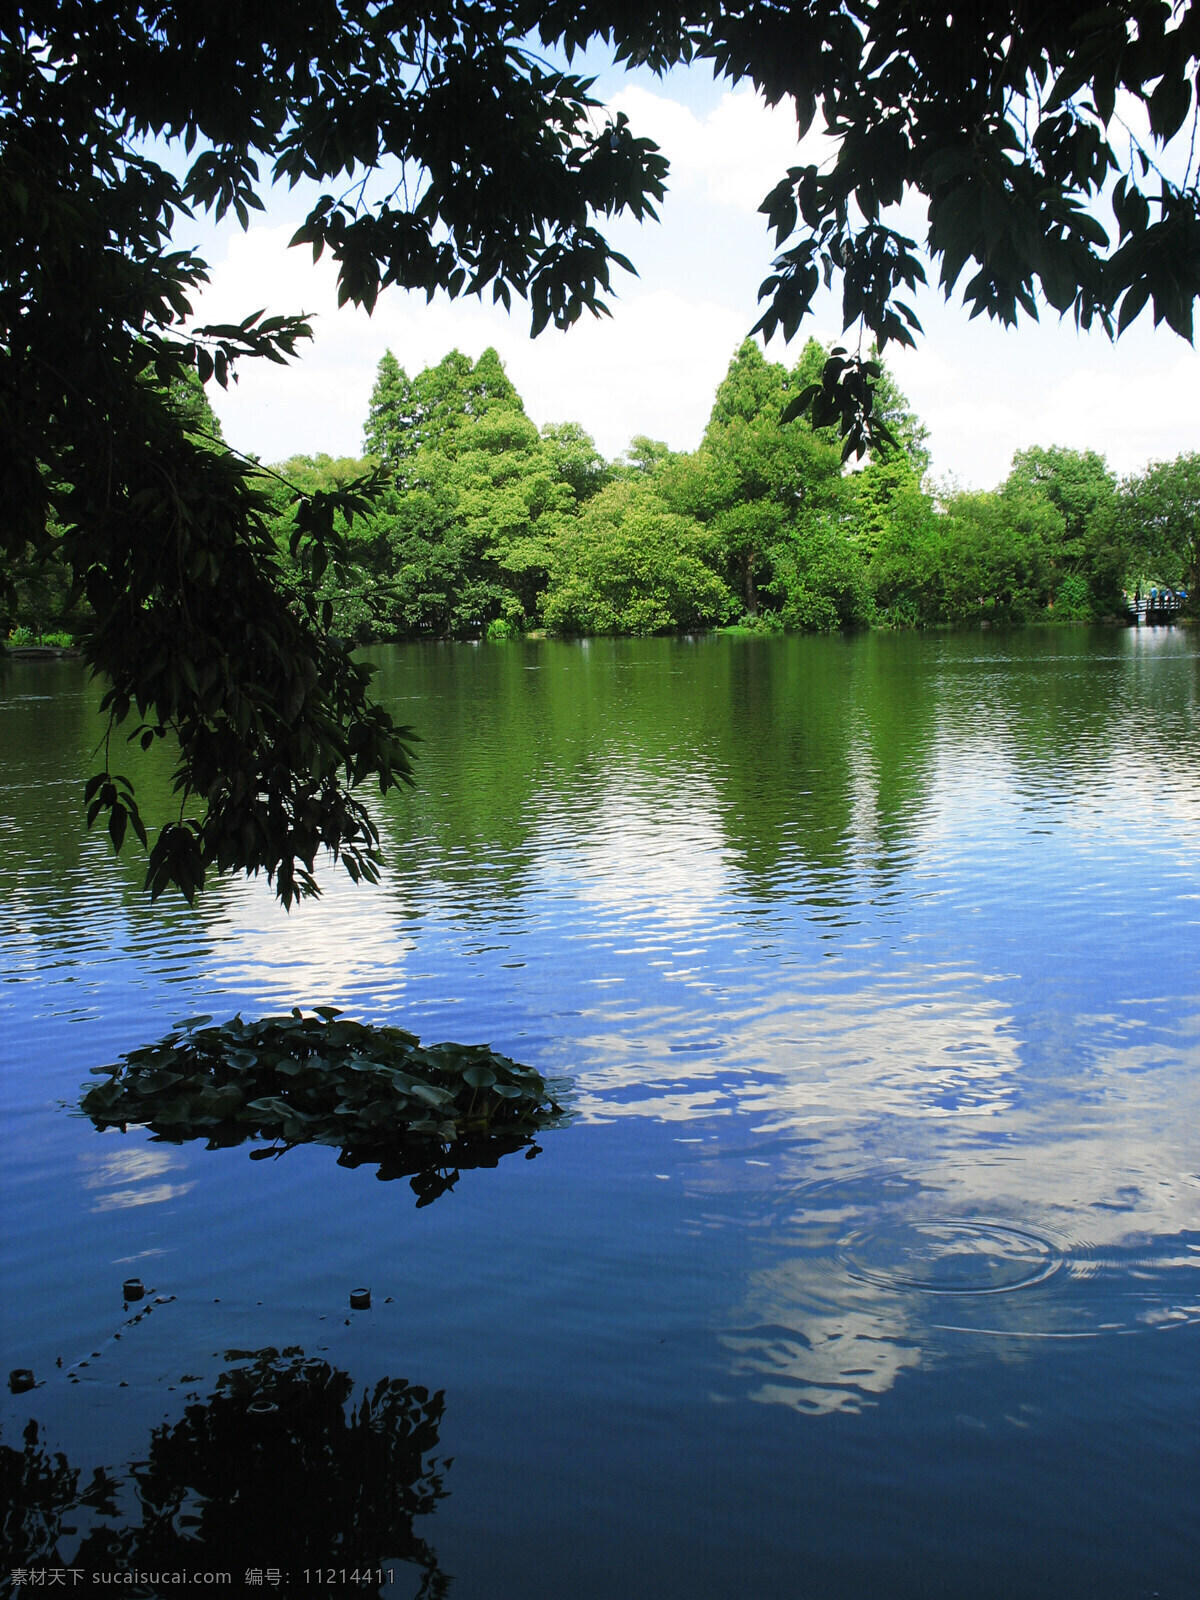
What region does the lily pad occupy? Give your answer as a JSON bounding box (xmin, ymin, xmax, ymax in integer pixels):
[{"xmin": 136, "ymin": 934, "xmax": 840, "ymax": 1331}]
[{"xmin": 81, "ymin": 1011, "xmax": 568, "ymax": 1205}]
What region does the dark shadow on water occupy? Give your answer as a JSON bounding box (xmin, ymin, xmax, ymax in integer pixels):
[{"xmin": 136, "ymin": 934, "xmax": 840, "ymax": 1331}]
[
  {"xmin": 333, "ymin": 1132, "xmax": 544, "ymax": 1206},
  {"xmin": 1, "ymin": 1350, "xmax": 451, "ymax": 1597}
]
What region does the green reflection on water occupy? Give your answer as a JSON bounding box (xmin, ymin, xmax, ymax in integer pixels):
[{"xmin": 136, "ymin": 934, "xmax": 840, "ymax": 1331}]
[
  {"xmin": 5, "ymin": 629, "xmax": 1198, "ymax": 921},
  {"xmin": 360, "ymin": 628, "xmax": 1200, "ymax": 912}
]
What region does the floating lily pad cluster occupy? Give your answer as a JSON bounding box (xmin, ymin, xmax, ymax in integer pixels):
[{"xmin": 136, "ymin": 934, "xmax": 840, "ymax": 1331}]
[{"xmin": 81, "ymin": 1009, "xmax": 566, "ymax": 1201}]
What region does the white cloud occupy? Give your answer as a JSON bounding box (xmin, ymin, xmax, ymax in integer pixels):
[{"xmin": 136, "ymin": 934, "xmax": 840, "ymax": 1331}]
[
  {"xmin": 194, "ymin": 223, "xmax": 758, "ymax": 463},
  {"xmin": 610, "ymin": 84, "xmax": 827, "ymax": 212},
  {"xmin": 1034, "ymin": 360, "xmax": 1200, "ymax": 471},
  {"xmin": 887, "ymin": 319, "xmax": 1200, "ymax": 487},
  {"xmin": 188, "ymin": 85, "xmax": 1200, "ymax": 484}
]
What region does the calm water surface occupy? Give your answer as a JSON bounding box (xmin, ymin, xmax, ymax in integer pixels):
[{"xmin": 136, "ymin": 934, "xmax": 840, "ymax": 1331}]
[{"xmin": 2, "ymin": 630, "xmax": 1198, "ymax": 1597}]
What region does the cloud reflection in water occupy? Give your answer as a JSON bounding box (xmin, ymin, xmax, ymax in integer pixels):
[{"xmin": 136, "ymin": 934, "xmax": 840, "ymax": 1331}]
[{"xmin": 80, "ymin": 1145, "xmax": 194, "ymax": 1212}]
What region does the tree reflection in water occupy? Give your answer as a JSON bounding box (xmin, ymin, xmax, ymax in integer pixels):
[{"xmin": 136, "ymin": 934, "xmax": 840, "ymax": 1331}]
[{"xmin": 1, "ymin": 1349, "xmax": 451, "ymax": 1597}]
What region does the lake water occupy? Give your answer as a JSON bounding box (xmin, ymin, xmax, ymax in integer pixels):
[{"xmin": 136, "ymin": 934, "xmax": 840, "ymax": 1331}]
[{"xmin": 2, "ymin": 630, "xmax": 1198, "ymax": 1598}]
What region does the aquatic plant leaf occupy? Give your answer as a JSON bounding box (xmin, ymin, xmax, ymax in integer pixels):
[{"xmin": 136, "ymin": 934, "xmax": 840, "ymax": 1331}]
[
  {"xmin": 408, "ymin": 1082, "xmax": 452, "ymax": 1108},
  {"xmin": 244, "ymin": 1096, "xmax": 301, "ymax": 1122}
]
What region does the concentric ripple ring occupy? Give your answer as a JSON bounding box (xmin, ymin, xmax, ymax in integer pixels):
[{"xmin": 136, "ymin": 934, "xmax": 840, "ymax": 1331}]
[{"xmin": 838, "ymin": 1219, "xmax": 1064, "ymax": 1296}]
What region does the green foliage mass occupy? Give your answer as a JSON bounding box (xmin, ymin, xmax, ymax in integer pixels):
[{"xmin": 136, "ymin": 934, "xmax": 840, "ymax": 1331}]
[
  {"xmin": 544, "ymin": 480, "xmax": 736, "ymax": 635},
  {"xmin": 325, "ymin": 348, "xmax": 603, "ymax": 636},
  {"xmin": 3, "ymin": 374, "xmax": 224, "ymax": 645},
  {"xmin": 684, "ymin": 339, "xmax": 850, "ymax": 621},
  {"xmin": 1118, "ymin": 453, "xmax": 1200, "ymax": 595},
  {"xmin": 364, "ymin": 347, "xmax": 526, "ymax": 463},
  {"xmin": 266, "ymin": 342, "xmax": 1195, "ymax": 650},
  {"xmin": 82, "ymin": 1009, "xmax": 565, "ymax": 1204}
]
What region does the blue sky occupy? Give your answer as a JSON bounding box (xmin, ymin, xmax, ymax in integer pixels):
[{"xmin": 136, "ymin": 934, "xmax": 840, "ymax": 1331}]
[{"xmin": 177, "ymin": 56, "xmax": 1200, "ymax": 489}]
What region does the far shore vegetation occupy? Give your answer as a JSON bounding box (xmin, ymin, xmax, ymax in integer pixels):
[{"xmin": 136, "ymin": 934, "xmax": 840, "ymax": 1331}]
[{"xmin": 6, "ymin": 340, "xmax": 1197, "ymax": 651}]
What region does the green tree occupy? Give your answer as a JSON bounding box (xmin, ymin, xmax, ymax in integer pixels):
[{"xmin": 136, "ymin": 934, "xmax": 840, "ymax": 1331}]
[
  {"xmin": 866, "ymin": 475, "xmax": 947, "ymax": 627},
  {"xmin": 680, "ymin": 340, "xmax": 850, "ymax": 623},
  {"xmin": 364, "ymin": 348, "xmax": 525, "ymax": 466},
  {"xmin": 442, "ymin": 406, "xmax": 574, "ymax": 628},
  {"xmin": 362, "ymin": 351, "xmax": 408, "ymax": 462},
  {"xmin": 851, "ymin": 455, "xmax": 922, "ymax": 563},
  {"xmin": 1005, "ymin": 448, "xmax": 1114, "ymax": 545},
  {"xmin": 769, "ymin": 516, "xmax": 872, "ymax": 631},
  {"xmin": 1121, "ymin": 454, "xmax": 1200, "ymax": 597},
  {"xmin": 539, "ymin": 422, "xmax": 611, "ymax": 502},
  {"xmin": 543, "ymin": 479, "xmax": 736, "ymax": 634},
  {"xmin": 939, "ymin": 487, "xmax": 1061, "ymax": 623},
  {"xmin": 352, "ymin": 353, "xmax": 601, "ymax": 637},
  {"xmin": 844, "ymin": 354, "xmax": 936, "ymax": 620},
  {"xmin": 265, "ymin": 454, "xmax": 391, "ymax": 643},
  {"xmin": 1002, "ymin": 447, "xmax": 1120, "ymax": 616},
  {"xmin": 618, "ymin": 436, "xmax": 677, "ymax": 477},
  {"xmin": 368, "ymin": 463, "xmax": 485, "ymax": 638}
]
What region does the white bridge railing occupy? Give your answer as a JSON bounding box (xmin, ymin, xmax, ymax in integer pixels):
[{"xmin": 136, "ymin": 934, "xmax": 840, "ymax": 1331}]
[{"xmin": 1128, "ymin": 589, "xmax": 1187, "ymax": 622}]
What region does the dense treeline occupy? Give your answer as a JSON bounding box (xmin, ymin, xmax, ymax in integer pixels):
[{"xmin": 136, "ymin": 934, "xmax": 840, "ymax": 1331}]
[{"xmin": 6, "ymin": 344, "xmax": 1199, "ymax": 645}]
